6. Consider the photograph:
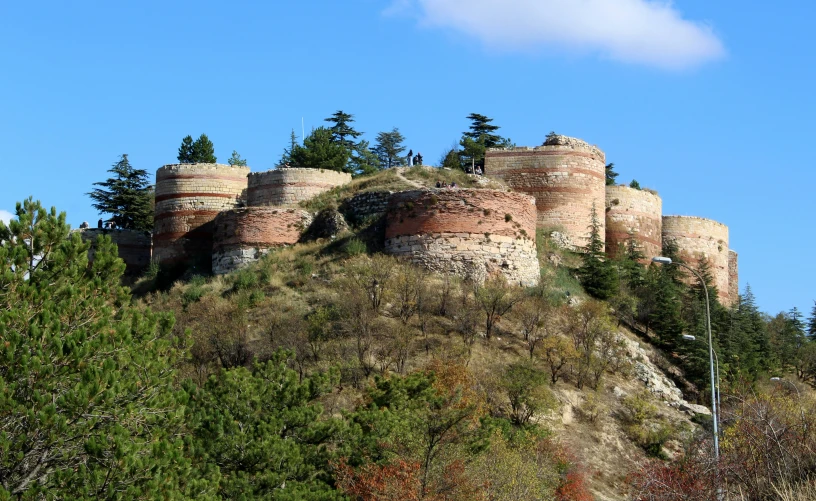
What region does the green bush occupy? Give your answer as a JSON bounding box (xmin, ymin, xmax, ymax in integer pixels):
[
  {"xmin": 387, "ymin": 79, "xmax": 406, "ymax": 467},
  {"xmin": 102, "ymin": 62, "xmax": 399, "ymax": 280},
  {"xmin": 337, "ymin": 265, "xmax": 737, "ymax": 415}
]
[{"xmin": 344, "ymin": 238, "xmax": 368, "ymax": 257}]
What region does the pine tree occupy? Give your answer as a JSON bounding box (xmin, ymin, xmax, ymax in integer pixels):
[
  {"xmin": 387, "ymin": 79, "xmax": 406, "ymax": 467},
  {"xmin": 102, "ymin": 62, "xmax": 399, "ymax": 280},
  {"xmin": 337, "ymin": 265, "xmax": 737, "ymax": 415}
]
[
  {"xmin": 463, "ymin": 113, "xmax": 503, "ymax": 148},
  {"xmin": 350, "ymin": 140, "xmax": 381, "ymax": 176},
  {"xmin": 629, "ymin": 179, "xmax": 641, "ymax": 190},
  {"xmin": 0, "ymin": 199, "xmax": 201, "ymax": 498},
  {"xmin": 191, "ymin": 133, "xmax": 217, "ymax": 163},
  {"xmin": 87, "ymin": 154, "xmax": 153, "ymax": 231},
  {"xmin": 325, "ymin": 110, "xmax": 362, "ymax": 151},
  {"xmin": 605, "ymin": 162, "xmax": 619, "ymax": 186},
  {"xmin": 227, "ymin": 150, "xmax": 247, "ymax": 166},
  {"xmin": 578, "ymin": 203, "xmax": 618, "ymax": 300},
  {"xmin": 372, "ymin": 128, "xmax": 406, "ymax": 169},
  {"xmin": 459, "ymin": 135, "xmax": 486, "ymax": 171},
  {"xmin": 808, "ymin": 301, "xmax": 816, "ymax": 339},
  {"xmin": 279, "ymin": 129, "xmax": 299, "ymax": 166},
  {"xmin": 178, "ymin": 135, "xmax": 194, "ymax": 163},
  {"xmin": 290, "ymin": 127, "xmax": 349, "ymax": 171}
]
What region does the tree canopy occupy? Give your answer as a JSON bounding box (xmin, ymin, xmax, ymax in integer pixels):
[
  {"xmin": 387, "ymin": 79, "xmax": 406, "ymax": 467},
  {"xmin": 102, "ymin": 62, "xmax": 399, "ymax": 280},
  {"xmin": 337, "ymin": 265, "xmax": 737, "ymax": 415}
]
[
  {"xmin": 290, "ymin": 127, "xmax": 349, "ymax": 171},
  {"xmin": 178, "ymin": 134, "xmax": 217, "ymax": 163},
  {"xmin": 87, "ymin": 154, "xmax": 153, "ymax": 231},
  {"xmin": 372, "ymin": 128, "xmax": 406, "ymax": 169}
]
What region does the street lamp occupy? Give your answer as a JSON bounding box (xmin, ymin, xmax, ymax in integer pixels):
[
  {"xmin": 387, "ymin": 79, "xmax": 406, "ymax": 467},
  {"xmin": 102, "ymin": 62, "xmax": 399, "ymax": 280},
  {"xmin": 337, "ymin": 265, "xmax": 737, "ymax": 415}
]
[
  {"xmin": 652, "ymin": 256, "xmax": 719, "ymax": 462},
  {"xmin": 683, "ymin": 334, "xmax": 721, "ymax": 419}
]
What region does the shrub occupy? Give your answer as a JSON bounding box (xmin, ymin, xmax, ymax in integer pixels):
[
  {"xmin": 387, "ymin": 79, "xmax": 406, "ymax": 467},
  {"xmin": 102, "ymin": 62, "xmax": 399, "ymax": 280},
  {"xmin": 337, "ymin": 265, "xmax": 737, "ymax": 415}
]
[{"xmin": 344, "ymin": 238, "xmax": 368, "ymax": 257}]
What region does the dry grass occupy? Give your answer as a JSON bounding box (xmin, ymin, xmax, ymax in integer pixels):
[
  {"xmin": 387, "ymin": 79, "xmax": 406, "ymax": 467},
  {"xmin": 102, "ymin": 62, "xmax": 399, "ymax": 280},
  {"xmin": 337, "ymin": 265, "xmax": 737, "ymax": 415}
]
[
  {"xmin": 300, "ymin": 169, "xmax": 415, "ymax": 212},
  {"xmin": 402, "ymin": 165, "xmax": 506, "ymax": 190}
]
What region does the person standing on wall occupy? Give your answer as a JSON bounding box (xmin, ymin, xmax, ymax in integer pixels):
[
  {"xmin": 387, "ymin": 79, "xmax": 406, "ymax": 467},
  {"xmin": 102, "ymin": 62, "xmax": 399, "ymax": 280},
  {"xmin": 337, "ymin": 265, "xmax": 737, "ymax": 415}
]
[{"xmin": 407, "ymin": 149, "xmax": 413, "ymax": 166}]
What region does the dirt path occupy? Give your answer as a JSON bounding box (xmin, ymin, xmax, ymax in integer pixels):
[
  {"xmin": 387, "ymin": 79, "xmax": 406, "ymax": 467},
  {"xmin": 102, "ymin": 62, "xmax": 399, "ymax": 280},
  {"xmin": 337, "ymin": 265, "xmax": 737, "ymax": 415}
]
[{"xmin": 394, "ymin": 167, "xmax": 424, "ymax": 189}]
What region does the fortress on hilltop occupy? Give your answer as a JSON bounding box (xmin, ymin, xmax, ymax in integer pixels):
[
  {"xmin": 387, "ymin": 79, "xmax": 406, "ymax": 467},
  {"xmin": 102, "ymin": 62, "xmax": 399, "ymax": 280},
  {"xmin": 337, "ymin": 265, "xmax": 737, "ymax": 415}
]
[{"xmin": 77, "ymin": 134, "xmax": 740, "ymax": 305}]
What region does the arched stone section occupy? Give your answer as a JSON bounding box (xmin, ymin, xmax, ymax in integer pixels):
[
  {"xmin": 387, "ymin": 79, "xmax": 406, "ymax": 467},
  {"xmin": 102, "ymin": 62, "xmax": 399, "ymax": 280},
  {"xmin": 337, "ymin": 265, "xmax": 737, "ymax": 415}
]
[
  {"xmin": 153, "ymin": 163, "xmax": 250, "ymax": 270},
  {"xmin": 484, "ymin": 135, "xmax": 606, "ymax": 248},
  {"xmin": 662, "ymin": 215, "xmax": 731, "ymax": 306},
  {"xmin": 247, "ymin": 168, "xmax": 351, "ymax": 207},
  {"xmin": 605, "ymin": 185, "xmax": 662, "ymax": 261},
  {"xmin": 384, "ymin": 189, "xmax": 539, "ymax": 286},
  {"xmin": 212, "ymin": 207, "xmax": 313, "ymax": 274}
]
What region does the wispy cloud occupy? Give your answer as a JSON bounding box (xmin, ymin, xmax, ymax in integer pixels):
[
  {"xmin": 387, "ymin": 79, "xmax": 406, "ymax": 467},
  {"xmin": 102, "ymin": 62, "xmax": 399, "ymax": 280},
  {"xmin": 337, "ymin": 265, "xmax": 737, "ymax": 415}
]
[
  {"xmin": 0, "ymin": 210, "xmax": 13, "ymax": 225},
  {"xmin": 396, "ymin": 0, "xmax": 725, "ymax": 70}
]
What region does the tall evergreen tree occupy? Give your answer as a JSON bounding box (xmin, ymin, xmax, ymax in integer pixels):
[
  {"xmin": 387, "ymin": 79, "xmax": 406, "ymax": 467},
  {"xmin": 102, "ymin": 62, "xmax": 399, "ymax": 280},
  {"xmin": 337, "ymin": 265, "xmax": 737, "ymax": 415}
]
[
  {"xmin": 349, "ymin": 140, "xmax": 381, "ymax": 176},
  {"xmin": 463, "ymin": 113, "xmax": 503, "ymax": 148},
  {"xmin": 290, "ymin": 127, "xmax": 349, "ymax": 171},
  {"xmin": 178, "ymin": 135, "xmax": 194, "ymax": 163},
  {"xmin": 808, "ymin": 300, "xmax": 816, "ymax": 339},
  {"xmin": 0, "ymin": 199, "xmax": 200, "ymax": 498},
  {"xmin": 372, "ymin": 128, "xmax": 406, "ymax": 169},
  {"xmin": 87, "ymin": 154, "xmax": 153, "ymax": 231},
  {"xmin": 227, "ymin": 150, "xmax": 247, "ymax": 166},
  {"xmin": 191, "ymin": 133, "xmax": 217, "ymax": 163},
  {"xmin": 577, "ymin": 204, "xmax": 618, "ymax": 300},
  {"xmin": 325, "ymin": 110, "xmax": 362, "ymax": 151},
  {"xmin": 279, "ymin": 129, "xmax": 299, "ymax": 165},
  {"xmin": 605, "ymin": 162, "xmax": 619, "ymax": 186}
]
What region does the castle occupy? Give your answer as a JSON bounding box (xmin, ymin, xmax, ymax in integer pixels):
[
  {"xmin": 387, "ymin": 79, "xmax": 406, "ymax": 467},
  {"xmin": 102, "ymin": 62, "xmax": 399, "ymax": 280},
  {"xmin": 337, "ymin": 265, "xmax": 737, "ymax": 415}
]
[{"xmin": 76, "ymin": 134, "xmax": 739, "ymax": 306}]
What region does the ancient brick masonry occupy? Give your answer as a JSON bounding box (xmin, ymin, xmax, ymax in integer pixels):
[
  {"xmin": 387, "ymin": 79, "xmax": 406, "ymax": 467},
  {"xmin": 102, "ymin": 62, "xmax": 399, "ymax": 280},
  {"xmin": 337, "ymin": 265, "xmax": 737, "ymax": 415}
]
[
  {"xmin": 153, "ymin": 163, "xmax": 250, "ymax": 270},
  {"xmin": 484, "ymin": 136, "xmax": 606, "ymax": 249},
  {"xmin": 212, "ymin": 208, "xmax": 313, "ymax": 274},
  {"xmin": 384, "ymin": 189, "xmax": 540, "ymax": 286},
  {"xmin": 728, "ymin": 250, "xmax": 739, "ymax": 303},
  {"xmin": 247, "ymin": 168, "xmax": 351, "ymax": 206},
  {"xmin": 662, "ymin": 216, "xmax": 731, "ymax": 306},
  {"xmin": 75, "ymin": 228, "xmax": 152, "ymax": 276},
  {"xmin": 339, "ymin": 190, "xmax": 394, "ymax": 224},
  {"xmin": 605, "ymin": 185, "xmax": 662, "ymax": 260}
]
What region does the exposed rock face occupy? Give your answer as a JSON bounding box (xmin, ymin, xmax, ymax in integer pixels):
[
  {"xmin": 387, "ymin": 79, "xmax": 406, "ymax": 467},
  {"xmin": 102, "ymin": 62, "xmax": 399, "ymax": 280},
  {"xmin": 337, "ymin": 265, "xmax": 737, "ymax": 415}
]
[
  {"xmin": 549, "ymin": 231, "xmax": 575, "ymax": 251},
  {"xmin": 619, "ymin": 335, "xmax": 711, "ymax": 416},
  {"xmin": 302, "ymin": 208, "xmax": 349, "ymax": 241}
]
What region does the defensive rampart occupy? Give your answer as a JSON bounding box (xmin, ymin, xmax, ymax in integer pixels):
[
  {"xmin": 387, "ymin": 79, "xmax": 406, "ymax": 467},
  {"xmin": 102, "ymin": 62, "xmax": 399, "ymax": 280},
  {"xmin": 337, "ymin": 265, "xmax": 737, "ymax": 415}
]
[
  {"xmin": 605, "ymin": 186, "xmax": 662, "ymax": 260},
  {"xmin": 662, "ymin": 215, "xmax": 731, "ymax": 305},
  {"xmin": 75, "ymin": 228, "xmax": 152, "ymax": 276},
  {"xmin": 247, "ymin": 168, "xmax": 351, "ymax": 207},
  {"xmin": 212, "ymin": 207, "xmax": 313, "ymax": 274},
  {"xmin": 484, "ymin": 135, "xmax": 606, "ymax": 248},
  {"xmin": 728, "ymin": 250, "xmax": 739, "ymax": 303},
  {"xmin": 384, "ymin": 189, "xmax": 539, "ymax": 286},
  {"xmin": 153, "ymin": 163, "xmax": 250, "ymax": 270}
]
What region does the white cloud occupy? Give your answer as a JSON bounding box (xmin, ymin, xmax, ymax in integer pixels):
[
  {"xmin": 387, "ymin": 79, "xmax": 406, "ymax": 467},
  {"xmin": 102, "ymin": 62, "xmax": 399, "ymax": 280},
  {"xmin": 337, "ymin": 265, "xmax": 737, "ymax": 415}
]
[
  {"xmin": 400, "ymin": 0, "xmax": 725, "ymax": 69},
  {"xmin": 0, "ymin": 210, "xmax": 13, "ymax": 225}
]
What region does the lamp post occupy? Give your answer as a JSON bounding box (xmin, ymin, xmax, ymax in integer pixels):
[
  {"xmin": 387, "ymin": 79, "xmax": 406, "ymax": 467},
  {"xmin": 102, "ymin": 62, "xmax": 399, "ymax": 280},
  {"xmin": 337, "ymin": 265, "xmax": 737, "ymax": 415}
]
[
  {"xmin": 652, "ymin": 256, "xmax": 719, "ymax": 462},
  {"xmin": 683, "ymin": 334, "xmax": 721, "ymax": 424}
]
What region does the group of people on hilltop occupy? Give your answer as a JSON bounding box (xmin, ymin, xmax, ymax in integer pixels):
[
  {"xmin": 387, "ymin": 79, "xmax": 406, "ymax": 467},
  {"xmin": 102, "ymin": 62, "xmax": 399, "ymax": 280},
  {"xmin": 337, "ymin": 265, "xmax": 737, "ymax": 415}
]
[
  {"xmin": 435, "ymin": 181, "xmax": 458, "ymax": 189},
  {"xmin": 79, "ymin": 219, "xmax": 118, "ymax": 230},
  {"xmin": 464, "ymin": 165, "xmax": 484, "ymax": 176},
  {"xmin": 407, "ymin": 150, "xmax": 423, "ymax": 167}
]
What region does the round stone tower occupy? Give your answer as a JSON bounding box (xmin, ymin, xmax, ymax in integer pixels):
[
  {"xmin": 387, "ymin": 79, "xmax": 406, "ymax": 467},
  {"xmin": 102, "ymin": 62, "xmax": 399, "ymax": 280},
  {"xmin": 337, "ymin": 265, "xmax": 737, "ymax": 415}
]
[
  {"xmin": 484, "ymin": 135, "xmax": 605, "ymax": 248},
  {"xmin": 247, "ymin": 168, "xmax": 351, "ymax": 207},
  {"xmin": 153, "ymin": 163, "xmax": 250, "ymax": 270},
  {"xmin": 728, "ymin": 249, "xmax": 739, "ymax": 303},
  {"xmin": 212, "ymin": 207, "xmax": 313, "ymax": 275},
  {"xmin": 662, "ymin": 215, "xmax": 730, "ymax": 306},
  {"xmin": 384, "ymin": 189, "xmax": 539, "ymax": 286},
  {"xmin": 605, "ymin": 185, "xmax": 662, "ymax": 261}
]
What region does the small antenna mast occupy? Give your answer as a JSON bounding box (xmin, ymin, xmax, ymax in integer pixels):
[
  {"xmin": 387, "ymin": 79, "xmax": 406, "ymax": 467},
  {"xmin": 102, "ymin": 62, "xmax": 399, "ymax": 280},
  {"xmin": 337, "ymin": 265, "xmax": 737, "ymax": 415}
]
[{"xmin": 301, "ymin": 117, "xmax": 305, "ymax": 145}]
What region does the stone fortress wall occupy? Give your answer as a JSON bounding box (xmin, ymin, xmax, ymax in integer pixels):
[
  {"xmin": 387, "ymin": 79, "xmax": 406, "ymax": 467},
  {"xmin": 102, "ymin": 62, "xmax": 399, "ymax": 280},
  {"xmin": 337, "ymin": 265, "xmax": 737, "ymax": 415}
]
[
  {"xmin": 153, "ymin": 163, "xmax": 250, "ymax": 270},
  {"xmin": 605, "ymin": 185, "xmax": 662, "ymax": 261},
  {"xmin": 662, "ymin": 216, "xmax": 731, "ymax": 306},
  {"xmin": 484, "ymin": 135, "xmax": 606, "ymax": 249},
  {"xmin": 75, "ymin": 228, "xmax": 152, "ymax": 276},
  {"xmin": 728, "ymin": 250, "xmax": 739, "ymax": 305},
  {"xmin": 383, "ymin": 189, "xmax": 540, "ymax": 286},
  {"xmin": 212, "ymin": 208, "xmax": 313, "ymax": 274},
  {"xmin": 247, "ymin": 168, "xmax": 351, "ymax": 207}
]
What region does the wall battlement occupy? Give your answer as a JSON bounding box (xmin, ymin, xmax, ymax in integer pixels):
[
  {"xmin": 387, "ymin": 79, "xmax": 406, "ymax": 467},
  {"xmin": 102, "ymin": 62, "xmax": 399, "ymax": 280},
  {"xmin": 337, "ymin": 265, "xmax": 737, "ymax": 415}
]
[
  {"xmin": 384, "ymin": 189, "xmax": 539, "ymax": 286},
  {"xmin": 247, "ymin": 168, "xmax": 351, "ymax": 207}
]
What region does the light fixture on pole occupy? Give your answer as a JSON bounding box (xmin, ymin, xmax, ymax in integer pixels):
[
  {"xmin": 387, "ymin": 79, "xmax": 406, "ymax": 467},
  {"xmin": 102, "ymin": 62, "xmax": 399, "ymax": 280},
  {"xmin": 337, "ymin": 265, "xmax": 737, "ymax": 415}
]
[
  {"xmin": 652, "ymin": 256, "xmax": 719, "ymax": 462},
  {"xmin": 682, "ymin": 334, "xmax": 721, "ymax": 429}
]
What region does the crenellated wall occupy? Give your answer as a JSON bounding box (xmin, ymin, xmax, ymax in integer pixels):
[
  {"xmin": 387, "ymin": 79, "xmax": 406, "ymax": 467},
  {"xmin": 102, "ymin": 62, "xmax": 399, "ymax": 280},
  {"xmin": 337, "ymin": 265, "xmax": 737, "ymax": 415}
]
[
  {"xmin": 247, "ymin": 168, "xmax": 351, "ymax": 207},
  {"xmin": 605, "ymin": 185, "xmax": 662, "ymax": 260},
  {"xmin": 153, "ymin": 163, "xmax": 250, "ymax": 270},
  {"xmin": 729, "ymin": 250, "xmax": 739, "ymax": 303},
  {"xmin": 484, "ymin": 135, "xmax": 606, "ymax": 248},
  {"xmin": 75, "ymin": 228, "xmax": 152, "ymax": 276},
  {"xmin": 384, "ymin": 189, "xmax": 539, "ymax": 286},
  {"xmin": 211, "ymin": 207, "xmax": 313, "ymax": 274},
  {"xmin": 662, "ymin": 216, "xmax": 731, "ymax": 306}
]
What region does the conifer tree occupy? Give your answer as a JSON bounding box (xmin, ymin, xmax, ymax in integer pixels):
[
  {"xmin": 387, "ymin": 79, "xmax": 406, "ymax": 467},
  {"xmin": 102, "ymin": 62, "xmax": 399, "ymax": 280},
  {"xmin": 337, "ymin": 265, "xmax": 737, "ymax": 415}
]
[
  {"xmin": 87, "ymin": 154, "xmax": 153, "ymax": 231},
  {"xmin": 290, "ymin": 127, "xmax": 349, "ymax": 171},
  {"xmin": 279, "ymin": 129, "xmax": 299, "ymax": 165},
  {"xmin": 325, "ymin": 110, "xmax": 362, "ymax": 151},
  {"xmin": 808, "ymin": 301, "xmax": 816, "ymax": 339},
  {"xmin": 178, "ymin": 135, "xmax": 194, "ymax": 163},
  {"xmin": 372, "ymin": 128, "xmax": 406, "ymax": 169},
  {"xmin": 0, "ymin": 199, "xmax": 199, "ymax": 498},
  {"xmin": 605, "ymin": 162, "xmax": 619, "ymax": 186},
  {"xmin": 227, "ymin": 150, "xmax": 247, "ymax": 166},
  {"xmin": 191, "ymin": 133, "xmax": 217, "ymax": 163},
  {"xmin": 578, "ymin": 203, "xmax": 618, "ymax": 300},
  {"xmin": 463, "ymin": 113, "xmax": 503, "ymax": 148}
]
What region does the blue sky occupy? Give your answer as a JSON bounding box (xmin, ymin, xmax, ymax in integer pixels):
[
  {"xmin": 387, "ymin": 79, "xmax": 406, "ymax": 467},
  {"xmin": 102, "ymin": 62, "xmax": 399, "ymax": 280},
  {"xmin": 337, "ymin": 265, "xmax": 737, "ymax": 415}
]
[{"xmin": 1, "ymin": 0, "xmax": 813, "ymax": 317}]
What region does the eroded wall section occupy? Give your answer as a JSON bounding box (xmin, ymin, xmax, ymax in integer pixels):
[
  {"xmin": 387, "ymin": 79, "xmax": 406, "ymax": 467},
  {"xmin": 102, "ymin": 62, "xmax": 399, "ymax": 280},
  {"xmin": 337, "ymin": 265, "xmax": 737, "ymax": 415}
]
[{"xmin": 605, "ymin": 185, "xmax": 662, "ymax": 260}]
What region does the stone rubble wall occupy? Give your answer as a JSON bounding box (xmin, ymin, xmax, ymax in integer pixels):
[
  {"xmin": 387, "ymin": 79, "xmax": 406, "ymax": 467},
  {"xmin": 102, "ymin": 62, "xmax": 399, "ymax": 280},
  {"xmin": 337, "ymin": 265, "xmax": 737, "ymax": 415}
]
[
  {"xmin": 384, "ymin": 189, "xmax": 539, "ymax": 286},
  {"xmin": 339, "ymin": 190, "xmax": 394, "ymax": 224},
  {"xmin": 75, "ymin": 228, "xmax": 152, "ymax": 276},
  {"xmin": 484, "ymin": 137, "xmax": 606, "ymax": 249},
  {"xmin": 662, "ymin": 215, "xmax": 731, "ymax": 306},
  {"xmin": 728, "ymin": 250, "xmax": 739, "ymax": 303},
  {"xmin": 605, "ymin": 185, "xmax": 662, "ymax": 260},
  {"xmin": 212, "ymin": 207, "xmax": 313, "ymax": 275},
  {"xmin": 153, "ymin": 163, "xmax": 250, "ymax": 270},
  {"xmin": 247, "ymin": 168, "xmax": 351, "ymax": 207}
]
